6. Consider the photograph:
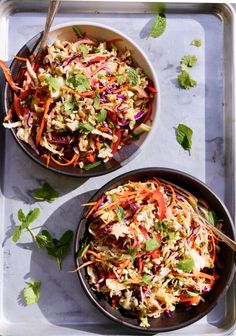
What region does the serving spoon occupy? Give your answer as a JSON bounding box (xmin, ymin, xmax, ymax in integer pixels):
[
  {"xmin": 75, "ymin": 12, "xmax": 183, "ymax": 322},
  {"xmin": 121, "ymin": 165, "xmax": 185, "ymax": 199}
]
[
  {"xmin": 34, "ymin": 0, "xmax": 61, "ymax": 62},
  {"xmin": 159, "ymin": 178, "xmax": 236, "ymax": 253}
]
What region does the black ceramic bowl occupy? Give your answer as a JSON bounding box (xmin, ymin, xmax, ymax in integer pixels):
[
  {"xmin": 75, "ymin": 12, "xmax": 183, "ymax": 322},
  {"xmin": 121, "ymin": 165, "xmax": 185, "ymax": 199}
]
[
  {"xmin": 74, "ymin": 167, "xmax": 235, "ymax": 333},
  {"xmin": 3, "ymin": 22, "xmax": 158, "ymax": 177}
]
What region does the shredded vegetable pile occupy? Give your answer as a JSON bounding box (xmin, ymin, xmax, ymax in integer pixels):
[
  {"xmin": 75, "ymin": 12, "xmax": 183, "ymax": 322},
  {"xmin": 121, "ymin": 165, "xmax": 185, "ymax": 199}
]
[
  {"xmin": 1, "ymin": 27, "xmax": 156, "ymax": 170},
  {"xmin": 78, "ymin": 178, "xmax": 221, "ymax": 327}
]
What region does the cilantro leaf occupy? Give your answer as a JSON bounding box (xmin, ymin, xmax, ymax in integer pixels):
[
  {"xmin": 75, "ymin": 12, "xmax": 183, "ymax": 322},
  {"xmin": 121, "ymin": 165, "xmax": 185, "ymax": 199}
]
[
  {"xmin": 72, "ymin": 25, "xmax": 82, "ymax": 38},
  {"xmin": 32, "ymin": 182, "xmax": 59, "ymax": 203},
  {"xmin": 79, "ymin": 122, "xmax": 94, "ymax": 134},
  {"xmin": 127, "ymin": 246, "xmax": 137, "ymax": 260},
  {"xmin": 145, "ymin": 237, "xmax": 160, "ymax": 251},
  {"xmin": 149, "ymin": 14, "xmax": 166, "ymax": 38},
  {"xmin": 204, "ymin": 211, "xmax": 218, "ymax": 226},
  {"xmin": 66, "ymin": 73, "xmax": 90, "ymax": 93},
  {"xmin": 96, "ymin": 108, "xmax": 107, "ymax": 124},
  {"xmin": 177, "ymin": 70, "xmax": 196, "ymax": 89},
  {"xmin": 37, "ymin": 230, "xmax": 73, "ymax": 271},
  {"xmin": 47, "ymin": 76, "xmax": 60, "ymax": 95},
  {"xmin": 12, "ymin": 208, "xmax": 40, "ymax": 243},
  {"xmin": 23, "ymin": 279, "xmax": 41, "ymax": 305},
  {"xmin": 191, "ymin": 39, "xmax": 202, "ymax": 47},
  {"xmin": 180, "ymin": 55, "xmax": 197, "ymax": 70},
  {"xmin": 64, "ymin": 101, "xmax": 76, "ymax": 115},
  {"xmin": 116, "ymin": 74, "xmax": 125, "ymax": 85},
  {"xmin": 127, "ymin": 68, "xmax": 139, "ymax": 87},
  {"xmin": 155, "ymin": 221, "xmax": 167, "ymax": 232},
  {"xmin": 142, "ymin": 274, "xmax": 152, "ymax": 286},
  {"xmin": 116, "ymin": 206, "xmax": 125, "ymax": 223},
  {"xmin": 79, "ymin": 44, "xmax": 89, "ymax": 57},
  {"xmin": 83, "ymin": 161, "xmax": 102, "ymax": 170},
  {"xmin": 177, "ymin": 256, "xmax": 194, "ymax": 272},
  {"xmin": 176, "ymin": 123, "xmax": 193, "ymax": 151},
  {"xmin": 94, "ymin": 90, "xmax": 100, "ymax": 109}
]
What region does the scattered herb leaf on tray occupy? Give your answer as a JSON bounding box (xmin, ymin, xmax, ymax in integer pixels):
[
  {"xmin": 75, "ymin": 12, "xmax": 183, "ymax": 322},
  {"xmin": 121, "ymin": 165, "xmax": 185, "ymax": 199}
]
[
  {"xmin": 177, "ymin": 70, "xmax": 196, "ymax": 89},
  {"xmin": 36, "ymin": 230, "xmax": 74, "ymax": 270},
  {"xmin": 23, "ymin": 279, "xmax": 41, "ymax": 305},
  {"xmin": 176, "ymin": 124, "xmax": 193, "ymax": 151},
  {"xmin": 191, "ymin": 39, "xmax": 202, "ymax": 47},
  {"xmin": 32, "ymin": 182, "xmax": 59, "ymax": 203},
  {"xmin": 180, "ymin": 55, "xmax": 197, "ymax": 70},
  {"xmin": 149, "ymin": 13, "xmax": 167, "ymax": 38},
  {"xmin": 12, "ymin": 208, "xmax": 40, "ymax": 243}
]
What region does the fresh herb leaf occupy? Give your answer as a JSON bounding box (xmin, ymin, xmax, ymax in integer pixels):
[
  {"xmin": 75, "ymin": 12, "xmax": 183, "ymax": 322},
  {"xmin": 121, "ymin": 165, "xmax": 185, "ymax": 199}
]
[
  {"xmin": 116, "ymin": 74, "xmax": 125, "ymax": 85},
  {"xmin": 79, "ymin": 122, "xmax": 94, "ymax": 134},
  {"xmin": 37, "ymin": 230, "xmax": 73, "ymax": 271},
  {"xmin": 66, "ymin": 73, "xmax": 90, "ymax": 93},
  {"xmin": 145, "ymin": 237, "xmax": 160, "ymax": 251},
  {"xmin": 64, "ymin": 101, "xmax": 76, "ymax": 115},
  {"xmin": 191, "ymin": 39, "xmax": 202, "ymax": 47},
  {"xmin": 96, "ymin": 108, "xmax": 107, "ymax": 123},
  {"xmin": 111, "ymin": 194, "xmax": 117, "ymax": 201},
  {"xmin": 77, "ymin": 242, "xmax": 90, "ymax": 258},
  {"xmin": 177, "ymin": 256, "xmax": 194, "ymax": 272},
  {"xmin": 83, "ymin": 161, "xmax": 102, "ymax": 170},
  {"xmin": 142, "ymin": 274, "xmax": 152, "ymax": 286},
  {"xmin": 180, "ymin": 55, "xmax": 197, "ymax": 70},
  {"xmin": 204, "ymin": 211, "xmax": 218, "ymax": 226},
  {"xmin": 79, "ymin": 44, "xmax": 89, "ymax": 57},
  {"xmin": 168, "ymin": 232, "xmax": 175, "ymax": 240},
  {"xmin": 155, "ymin": 221, "xmax": 167, "ymax": 232},
  {"xmin": 176, "ymin": 123, "xmax": 193, "ymax": 151},
  {"xmin": 47, "ymin": 76, "xmax": 60, "ymax": 95},
  {"xmin": 23, "ymin": 279, "xmax": 41, "ymax": 305},
  {"xmin": 116, "ymin": 206, "xmax": 125, "ymax": 223},
  {"xmin": 12, "ymin": 208, "xmax": 40, "ymax": 243},
  {"xmin": 127, "ymin": 246, "xmax": 137, "ymax": 260},
  {"xmin": 93, "ymin": 90, "xmax": 100, "ymax": 109},
  {"xmin": 127, "ymin": 68, "xmax": 139, "ymax": 87},
  {"xmin": 32, "ymin": 182, "xmax": 59, "ymax": 203},
  {"xmin": 178, "ymin": 70, "xmax": 196, "ymax": 89},
  {"xmin": 97, "ymin": 73, "xmax": 103, "ymax": 79},
  {"xmin": 72, "ymin": 25, "xmax": 82, "ymax": 37},
  {"xmin": 94, "ymin": 47, "xmax": 100, "ymax": 53},
  {"xmin": 149, "ymin": 13, "xmax": 166, "ymax": 38}
]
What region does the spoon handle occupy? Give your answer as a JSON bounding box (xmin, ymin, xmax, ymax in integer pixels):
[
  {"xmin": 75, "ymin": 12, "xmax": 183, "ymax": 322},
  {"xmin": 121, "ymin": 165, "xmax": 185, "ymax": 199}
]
[{"xmin": 34, "ymin": 0, "xmax": 61, "ymax": 62}]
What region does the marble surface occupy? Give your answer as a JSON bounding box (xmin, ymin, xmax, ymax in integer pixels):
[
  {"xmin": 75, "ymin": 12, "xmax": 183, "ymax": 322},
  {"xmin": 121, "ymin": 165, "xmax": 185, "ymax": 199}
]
[{"xmin": 0, "ymin": 3, "xmax": 235, "ymax": 336}]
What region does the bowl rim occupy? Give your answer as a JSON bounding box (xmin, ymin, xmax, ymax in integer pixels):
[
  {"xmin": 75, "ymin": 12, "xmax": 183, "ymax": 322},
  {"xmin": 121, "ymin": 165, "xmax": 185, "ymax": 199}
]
[
  {"xmin": 4, "ymin": 21, "xmax": 160, "ymax": 177},
  {"xmin": 74, "ymin": 167, "xmax": 235, "ymax": 332}
]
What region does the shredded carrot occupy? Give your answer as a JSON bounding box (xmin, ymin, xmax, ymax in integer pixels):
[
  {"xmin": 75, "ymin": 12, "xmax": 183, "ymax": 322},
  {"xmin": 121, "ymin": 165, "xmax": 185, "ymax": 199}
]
[
  {"xmin": 69, "ymin": 260, "xmax": 94, "ymax": 273},
  {"xmin": 113, "ymin": 85, "xmax": 128, "ymax": 94},
  {"xmin": 15, "ymin": 56, "xmax": 28, "ymax": 62},
  {"xmin": 138, "ymin": 257, "xmax": 143, "ymax": 274},
  {"xmin": 98, "ymin": 77, "xmax": 116, "ymax": 93},
  {"xmin": 51, "ymin": 153, "xmax": 78, "ymax": 167},
  {"xmin": 86, "ymin": 250, "xmax": 103, "ymax": 260},
  {"xmin": 62, "ymin": 86, "xmax": 94, "ymax": 97},
  {"xmin": 73, "ymin": 153, "xmax": 80, "ymax": 167},
  {"xmin": 118, "ymin": 259, "xmax": 130, "ymax": 278},
  {"xmin": 46, "ymin": 153, "xmax": 51, "ymax": 167},
  {"xmin": 35, "ymin": 98, "xmax": 52, "ymax": 146},
  {"xmin": 82, "ymin": 202, "xmax": 98, "ymax": 206},
  {"xmin": 4, "ymin": 105, "xmax": 13, "ymax": 121},
  {"xmin": 168, "ymin": 184, "xmax": 176, "ymax": 209}
]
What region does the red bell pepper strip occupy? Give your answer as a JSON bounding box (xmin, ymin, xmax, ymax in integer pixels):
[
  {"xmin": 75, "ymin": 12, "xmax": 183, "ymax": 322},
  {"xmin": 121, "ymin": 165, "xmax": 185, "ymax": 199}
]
[
  {"xmin": 13, "ymin": 93, "xmax": 24, "ymax": 117},
  {"xmin": 150, "ymin": 190, "xmax": 166, "ymax": 220},
  {"xmin": 111, "ymin": 128, "xmax": 121, "ymax": 154},
  {"xmin": 107, "ymin": 111, "xmax": 117, "ymax": 123},
  {"xmin": 19, "ymin": 89, "xmax": 30, "ymax": 100},
  {"xmin": 88, "ymin": 56, "xmax": 107, "ymax": 64},
  {"xmin": 147, "ymin": 85, "xmax": 158, "ymax": 93},
  {"xmin": 0, "ymin": 60, "xmax": 20, "ymax": 91}
]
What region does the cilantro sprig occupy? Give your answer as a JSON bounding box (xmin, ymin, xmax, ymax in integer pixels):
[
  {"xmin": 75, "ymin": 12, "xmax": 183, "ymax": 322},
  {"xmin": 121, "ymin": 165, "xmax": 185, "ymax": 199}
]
[
  {"xmin": 177, "ymin": 70, "xmax": 196, "ymax": 89},
  {"xmin": 23, "ymin": 279, "xmax": 41, "ymax": 305}
]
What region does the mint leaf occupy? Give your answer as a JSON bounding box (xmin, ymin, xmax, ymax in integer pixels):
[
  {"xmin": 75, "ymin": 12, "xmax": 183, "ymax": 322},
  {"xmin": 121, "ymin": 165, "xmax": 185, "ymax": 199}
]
[
  {"xmin": 127, "ymin": 68, "xmax": 139, "ymax": 87},
  {"xmin": 83, "ymin": 161, "xmax": 102, "ymax": 170},
  {"xmin": 177, "ymin": 70, "xmax": 196, "ymax": 89},
  {"xmin": 116, "ymin": 206, "xmax": 125, "ymax": 223},
  {"xmin": 177, "ymin": 256, "xmax": 194, "ymax": 272},
  {"xmin": 79, "ymin": 44, "xmax": 89, "ymax": 57},
  {"xmin": 26, "ymin": 208, "xmax": 40, "ymax": 225},
  {"xmin": 96, "ymin": 108, "xmax": 107, "ymax": 123},
  {"xmin": 191, "ymin": 39, "xmax": 202, "ymax": 47},
  {"xmin": 180, "ymin": 55, "xmax": 197, "ymax": 70},
  {"xmin": 79, "ymin": 122, "xmax": 94, "ymax": 134},
  {"xmin": 204, "ymin": 211, "xmax": 218, "ymax": 226},
  {"xmin": 47, "ymin": 76, "xmax": 60, "ymax": 95},
  {"xmin": 12, "ymin": 226, "xmax": 23, "ymax": 242},
  {"xmin": 12, "ymin": 208, "xmax": 40, "ymax": 243},
  {"xmin": 145, "ymin": 237, "xmax": 160, "ymax": 251},
  {"xmin": 72, "ymin": 25, "xmax": 82, "ymax": 38},
  {"xmin": 32, "ymin": 182, "xmax": 59, "ymax": 203},
  {"xmin": 176, "ymin": 123, "xmax": 193, "ymax": 151},
  {"xmin": 36, "ymin": 230, "xmax": 54, "ymax": 249},
  {"xmin": 94, "ymin": 90, "xmax": 100, "ymax": 109},
  {"xmin": 64, "ymin": 101, "xmax": 76, "ymax": 115},
  {"xmin": 17, "ymin": 209, "xmax": 26, "ymax": 222},
  {"xmin": 23, "ymin": 279, "xmax": 41, "ymax": 305},
  {"xmin": 149, "ymin": 14, "xmax": 166, "ymax": 38}
]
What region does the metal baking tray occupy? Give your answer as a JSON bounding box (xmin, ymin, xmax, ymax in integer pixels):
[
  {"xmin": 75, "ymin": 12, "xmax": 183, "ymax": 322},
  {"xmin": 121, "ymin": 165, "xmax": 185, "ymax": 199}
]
[{"xmin": 0, "ymin": 1, "xmax": 235, "ymax": 335}]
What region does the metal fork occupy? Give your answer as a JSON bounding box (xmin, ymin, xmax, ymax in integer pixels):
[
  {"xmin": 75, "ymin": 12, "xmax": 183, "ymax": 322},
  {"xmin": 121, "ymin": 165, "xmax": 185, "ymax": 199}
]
[
  {"xmin": 34, "ymin": 0, "xmax": 61, "ymax": 62},
  {"xmin": 159, "ymin": 178, "xmax": 236, "ymax": 252}
]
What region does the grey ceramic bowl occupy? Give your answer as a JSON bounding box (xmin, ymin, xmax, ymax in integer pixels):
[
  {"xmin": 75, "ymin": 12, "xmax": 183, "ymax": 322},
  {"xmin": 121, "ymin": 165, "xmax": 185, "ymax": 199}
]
[
  {"xmin": 75, "ymin": 167, "xmax": 235, "ymax": 333},
  {"xmin": 4, "ymin": 22, "xmax": 159, "ymax": 177}
]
